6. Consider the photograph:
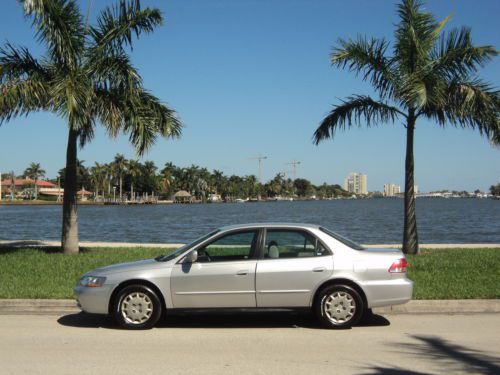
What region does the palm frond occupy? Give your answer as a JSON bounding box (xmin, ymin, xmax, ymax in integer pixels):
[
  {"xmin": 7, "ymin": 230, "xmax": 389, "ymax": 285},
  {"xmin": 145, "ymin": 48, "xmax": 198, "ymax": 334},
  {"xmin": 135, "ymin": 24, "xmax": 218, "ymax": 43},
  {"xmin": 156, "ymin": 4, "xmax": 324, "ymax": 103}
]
[
  {"xmin": 125, "ymin": 91, "xmax": 182, "ymax": 155},
  {"xmin": 430, "ymin": 27, "xmax": 498, "ymax": 80},
  {"xmin": 332, "ymin": 37, "xmax": 396, "ymax": 98},
  {"xmin": 87, "ymin": 50, "xmax": 142, "ymax": 92},
  {"xmin": 21, "ymin": 0, "xmax": 85, "ymax": 69},
  {"xmin": 394, "ymin": 0, "xmax": 443, "ymax": 74},
  {"xmin": 313, "ymin": 95, "xmax": 404, "ymax": 144},
  {"xmin": 0, "ymin": 42, "xmax": 50, "ymax": 82},
  {"xmin": 92, "ymin": 87, "xmax": 182, "ymax": 155},
  {"xmin": 90, "ymin": 0, "xmax": 163, "ymax": 52},
  {"xmin": 0, "ymin": 78, "xmax": 50, "ymax": 124},
  {"xmin": 420, "ymin": 79, "xmax": 499, "ymax": 142}
]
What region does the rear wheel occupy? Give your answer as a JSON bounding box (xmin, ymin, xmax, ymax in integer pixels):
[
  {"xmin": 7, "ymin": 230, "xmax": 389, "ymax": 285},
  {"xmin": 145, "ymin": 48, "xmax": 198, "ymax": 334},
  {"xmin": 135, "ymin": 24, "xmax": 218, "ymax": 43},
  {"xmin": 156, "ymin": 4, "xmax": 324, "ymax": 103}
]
[
  {"xmin": 113, "ymin": 285, "xmax": 162, "ymax": 329},
  {"xmin": 315, "ymin": 285, "xmax": 364, "ymax": 329}
]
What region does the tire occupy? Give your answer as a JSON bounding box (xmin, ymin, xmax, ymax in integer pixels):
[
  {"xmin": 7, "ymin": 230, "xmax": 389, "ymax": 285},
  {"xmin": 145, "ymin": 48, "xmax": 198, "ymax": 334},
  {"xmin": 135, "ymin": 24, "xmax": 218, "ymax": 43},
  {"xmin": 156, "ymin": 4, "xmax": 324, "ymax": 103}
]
[
  {"xmin": 315, "ymin": 285, "xmax": 364, "ymax": 329},
  {"xmin": 113, "ymin": 284, "xmax": 162, "ymax": 329}
]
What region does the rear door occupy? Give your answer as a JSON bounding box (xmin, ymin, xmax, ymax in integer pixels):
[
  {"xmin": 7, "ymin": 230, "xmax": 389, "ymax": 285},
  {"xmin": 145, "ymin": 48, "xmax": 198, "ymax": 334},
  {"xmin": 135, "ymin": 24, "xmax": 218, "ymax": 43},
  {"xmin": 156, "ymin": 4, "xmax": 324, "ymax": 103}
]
[
  {"xmin": 170, "ymin": 229, "xmax": 259, "ymax": 308},
  {"xmin": 256, "ymin": 229, "xmax": 333, "ymax": 307}
]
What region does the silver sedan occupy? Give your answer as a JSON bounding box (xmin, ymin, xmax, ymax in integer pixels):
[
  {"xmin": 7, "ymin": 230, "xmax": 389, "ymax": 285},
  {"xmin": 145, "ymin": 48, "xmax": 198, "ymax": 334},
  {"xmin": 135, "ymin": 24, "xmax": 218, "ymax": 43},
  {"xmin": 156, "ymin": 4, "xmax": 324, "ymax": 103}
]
[{"xmin": 74, "ymin": 223, "xmax": 413, "ymax": 329}]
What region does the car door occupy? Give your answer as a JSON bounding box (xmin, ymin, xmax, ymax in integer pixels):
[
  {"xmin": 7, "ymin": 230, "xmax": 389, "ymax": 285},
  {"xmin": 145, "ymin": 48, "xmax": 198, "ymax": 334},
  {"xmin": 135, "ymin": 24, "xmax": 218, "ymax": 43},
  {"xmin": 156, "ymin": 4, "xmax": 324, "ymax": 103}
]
[
  {"xmin": 170, "ymin": 230, "xmax": 259, "ymax": 308},
  {"xmin": 256, "ymin": 229, "xmax": 333, "ymax": 307}
]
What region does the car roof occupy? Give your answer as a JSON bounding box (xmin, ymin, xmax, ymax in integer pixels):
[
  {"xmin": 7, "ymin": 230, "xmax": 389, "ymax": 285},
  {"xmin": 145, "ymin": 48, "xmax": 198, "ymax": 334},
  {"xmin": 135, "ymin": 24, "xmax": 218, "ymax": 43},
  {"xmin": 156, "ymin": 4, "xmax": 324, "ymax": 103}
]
[{"xmin": 219, "ymin": 223, "xmax": 322, "ymax": 231}]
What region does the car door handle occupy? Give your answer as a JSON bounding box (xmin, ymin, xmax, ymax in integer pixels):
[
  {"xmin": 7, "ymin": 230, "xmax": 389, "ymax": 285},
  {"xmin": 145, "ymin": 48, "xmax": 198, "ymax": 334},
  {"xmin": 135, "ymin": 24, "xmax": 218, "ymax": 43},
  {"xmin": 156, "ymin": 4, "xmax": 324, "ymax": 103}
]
[
  {"xmin": 236, "ymin": 270, "xmax": 249, "ymax": 275},
  {"xmin": 313, "ymin": 267, "xmax": 326, "ymax": 272}
]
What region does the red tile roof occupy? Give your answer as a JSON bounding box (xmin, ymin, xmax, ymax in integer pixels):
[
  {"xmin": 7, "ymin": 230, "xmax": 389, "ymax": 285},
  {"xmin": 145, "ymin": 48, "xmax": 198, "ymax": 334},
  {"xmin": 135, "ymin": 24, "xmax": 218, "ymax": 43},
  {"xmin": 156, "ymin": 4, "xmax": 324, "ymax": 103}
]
[{"xmin": 1, "ymin": 178, "xmax": 56, "ymax": 187}]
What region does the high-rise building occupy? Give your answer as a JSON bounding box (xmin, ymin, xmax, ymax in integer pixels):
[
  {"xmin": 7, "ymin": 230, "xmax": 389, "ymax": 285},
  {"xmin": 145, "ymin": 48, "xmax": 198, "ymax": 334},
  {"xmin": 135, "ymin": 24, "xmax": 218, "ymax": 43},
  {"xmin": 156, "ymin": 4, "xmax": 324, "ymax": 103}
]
[
  {"xmin": 383, "ymin": 183, "xmax": 401, "ymax": 197},
  {"xmin": 344, "ymin": 172, "xmax": 367, "ymax": 195}
]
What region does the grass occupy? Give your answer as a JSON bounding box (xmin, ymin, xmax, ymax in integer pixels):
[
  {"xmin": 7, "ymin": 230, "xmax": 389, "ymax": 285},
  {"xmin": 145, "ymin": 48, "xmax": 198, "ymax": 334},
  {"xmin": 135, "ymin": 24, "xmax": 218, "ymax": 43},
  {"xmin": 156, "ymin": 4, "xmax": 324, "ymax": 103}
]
[
  {"xmin": 407, "ymin": 248, "xmax": 500, "ymax": 300},
  {"xmin": 0, "ymin": 247, "xmax": 499, "ymax": 300}
]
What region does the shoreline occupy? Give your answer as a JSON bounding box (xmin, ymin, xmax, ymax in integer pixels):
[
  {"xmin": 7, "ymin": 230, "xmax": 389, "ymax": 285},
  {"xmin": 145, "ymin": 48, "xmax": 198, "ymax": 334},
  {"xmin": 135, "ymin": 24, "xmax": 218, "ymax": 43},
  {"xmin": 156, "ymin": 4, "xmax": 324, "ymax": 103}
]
[{"xmin": 0, "ymin": 240, "xmax": 499, "ymax": 249}]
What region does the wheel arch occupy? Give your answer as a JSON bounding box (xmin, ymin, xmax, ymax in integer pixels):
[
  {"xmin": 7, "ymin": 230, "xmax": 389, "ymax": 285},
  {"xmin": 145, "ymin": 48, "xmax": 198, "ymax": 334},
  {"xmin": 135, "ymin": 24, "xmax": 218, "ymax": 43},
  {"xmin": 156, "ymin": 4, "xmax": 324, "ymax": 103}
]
[
  {"xmin": 312, "ymin": 278, "xmax": 368, "ymax": 310},
  {"xmin": 108, "ymin": 279, "xmax": 167, "ymax": 315}
]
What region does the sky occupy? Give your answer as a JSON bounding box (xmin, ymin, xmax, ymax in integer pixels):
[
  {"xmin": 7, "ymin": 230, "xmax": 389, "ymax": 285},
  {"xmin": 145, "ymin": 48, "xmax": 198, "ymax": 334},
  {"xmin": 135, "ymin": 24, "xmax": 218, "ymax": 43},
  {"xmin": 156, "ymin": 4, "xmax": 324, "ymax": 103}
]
[{"xmin": 0, "ymin": 0, "xmax": 499, "ymax": 192}]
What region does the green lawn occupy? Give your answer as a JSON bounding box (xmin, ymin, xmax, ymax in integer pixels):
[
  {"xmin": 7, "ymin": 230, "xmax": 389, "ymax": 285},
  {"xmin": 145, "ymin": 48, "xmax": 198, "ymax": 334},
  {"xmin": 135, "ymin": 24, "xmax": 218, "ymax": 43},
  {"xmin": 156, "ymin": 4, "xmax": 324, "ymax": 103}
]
[{"xmin": 0, "ymin": 247, "xmax": 499, "ymax": 299}]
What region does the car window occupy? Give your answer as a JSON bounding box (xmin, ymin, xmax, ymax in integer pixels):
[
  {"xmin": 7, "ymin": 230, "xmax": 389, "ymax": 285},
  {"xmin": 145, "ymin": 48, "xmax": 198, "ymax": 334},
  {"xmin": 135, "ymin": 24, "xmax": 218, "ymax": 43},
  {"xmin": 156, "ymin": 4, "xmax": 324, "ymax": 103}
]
[
  {"xmin": 264, "ymin": 230, "xmax": 329, "ymax": 259},
  {"xmin": 319, "ymin": 227, "xmax": 365, "ymax": 250},
  {"xmin": 156, "ymin": 230, "xmax": 219, "ymax": 262},
  {"xmin": 197, "ymin": 231, "xmax": 257, "ymax": 262}
]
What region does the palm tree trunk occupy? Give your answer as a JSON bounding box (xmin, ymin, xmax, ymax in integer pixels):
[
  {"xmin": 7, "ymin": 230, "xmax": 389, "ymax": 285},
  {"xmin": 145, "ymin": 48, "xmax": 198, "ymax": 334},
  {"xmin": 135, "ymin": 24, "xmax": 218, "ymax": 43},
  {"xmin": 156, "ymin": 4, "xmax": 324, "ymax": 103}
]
[
  {"xmin": 62, "ymin": 127, "xmax": 79, "ymax": 254},
  {"xmin": 120, "ymin": 176, "xmax": 123, "ymax": 201},
  {"xmin": 131, "ymin": 182, "xmax": 134, "ymax": 201},
  {"xmin": 403, "ymin": 114, "xmax": 419, "ymax": 254}
]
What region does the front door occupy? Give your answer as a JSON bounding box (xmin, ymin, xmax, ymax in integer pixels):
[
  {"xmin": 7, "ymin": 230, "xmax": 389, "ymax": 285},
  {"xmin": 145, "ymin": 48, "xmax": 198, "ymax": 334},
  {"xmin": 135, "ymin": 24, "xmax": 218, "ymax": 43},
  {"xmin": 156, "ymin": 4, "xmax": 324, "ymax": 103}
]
[{"xmin": 170, "ymin": 230, "xmax": 259, "ymax": 308}]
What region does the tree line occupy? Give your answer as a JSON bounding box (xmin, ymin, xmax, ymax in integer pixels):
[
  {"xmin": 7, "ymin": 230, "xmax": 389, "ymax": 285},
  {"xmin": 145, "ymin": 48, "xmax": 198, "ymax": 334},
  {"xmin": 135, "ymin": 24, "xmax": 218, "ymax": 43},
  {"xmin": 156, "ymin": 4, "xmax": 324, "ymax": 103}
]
[{"xmin": 18, "ymin": 155, "xmax": 350, "ymax": 201}]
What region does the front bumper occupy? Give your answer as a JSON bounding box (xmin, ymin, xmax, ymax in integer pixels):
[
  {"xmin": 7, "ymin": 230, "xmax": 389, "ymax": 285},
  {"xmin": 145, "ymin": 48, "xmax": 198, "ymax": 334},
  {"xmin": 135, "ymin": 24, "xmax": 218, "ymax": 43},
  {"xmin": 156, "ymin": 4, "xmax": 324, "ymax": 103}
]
[{"xmin": 74, "ymin": 284, "xmax": 114, "ymax": 315}]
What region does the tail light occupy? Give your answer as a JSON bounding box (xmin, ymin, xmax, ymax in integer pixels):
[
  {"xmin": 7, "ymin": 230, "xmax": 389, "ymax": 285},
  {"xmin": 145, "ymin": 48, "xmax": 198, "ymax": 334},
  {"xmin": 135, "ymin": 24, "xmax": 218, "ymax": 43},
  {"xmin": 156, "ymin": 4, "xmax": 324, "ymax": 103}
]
[{"xmin": 389, "ymin": 258, "xmax": 408, "ymax": 273}]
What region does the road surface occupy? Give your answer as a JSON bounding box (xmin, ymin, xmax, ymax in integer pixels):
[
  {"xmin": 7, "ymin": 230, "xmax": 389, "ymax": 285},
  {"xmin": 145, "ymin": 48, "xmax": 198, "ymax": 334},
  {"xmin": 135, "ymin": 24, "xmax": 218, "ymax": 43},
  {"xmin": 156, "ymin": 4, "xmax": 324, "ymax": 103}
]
[{"xmin": 0, "ymin": 312, "xmax": 499, "ymax": 374}]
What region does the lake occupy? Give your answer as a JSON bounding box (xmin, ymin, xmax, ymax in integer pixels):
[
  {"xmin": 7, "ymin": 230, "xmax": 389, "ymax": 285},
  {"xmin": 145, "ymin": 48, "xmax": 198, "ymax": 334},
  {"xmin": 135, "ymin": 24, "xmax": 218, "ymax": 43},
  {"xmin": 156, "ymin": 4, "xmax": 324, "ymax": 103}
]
[{"xmin": 0, "ymin": 198, "xmax": 498, "ymax": 244}]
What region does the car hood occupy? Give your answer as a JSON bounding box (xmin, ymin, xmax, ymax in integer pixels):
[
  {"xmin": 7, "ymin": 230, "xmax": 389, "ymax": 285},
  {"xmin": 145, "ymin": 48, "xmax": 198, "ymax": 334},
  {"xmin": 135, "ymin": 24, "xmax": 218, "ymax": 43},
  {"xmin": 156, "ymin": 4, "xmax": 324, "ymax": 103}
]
[{"xmin": 89, "ymin": 258, "xmax": 170, "ymax": 276}]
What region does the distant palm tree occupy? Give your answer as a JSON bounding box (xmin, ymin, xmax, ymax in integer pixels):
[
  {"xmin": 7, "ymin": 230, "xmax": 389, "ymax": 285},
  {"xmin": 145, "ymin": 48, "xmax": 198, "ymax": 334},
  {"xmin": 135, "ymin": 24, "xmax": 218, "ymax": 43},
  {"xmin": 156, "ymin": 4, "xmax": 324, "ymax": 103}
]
[
  {"xmin": 313, "ymin": 0, "xmax": 499, "ymax": 254},
  {"xmin": 24, "ymin": 162, "xmax": 46, "ymax": 199},
  {"xmin": 0, "ymin": 0, "xmax": 182, "ymax": 253},
  {"xmin": 112, "ymin": 154, "xmax": 127, "ymax": 200},
  {"xmin": 127, "ymin": 160, "xmax": 142, "ymax": 200},
  {"xmin": 89, "ymin": 162, "xmax": 107, "ymax": 200}
]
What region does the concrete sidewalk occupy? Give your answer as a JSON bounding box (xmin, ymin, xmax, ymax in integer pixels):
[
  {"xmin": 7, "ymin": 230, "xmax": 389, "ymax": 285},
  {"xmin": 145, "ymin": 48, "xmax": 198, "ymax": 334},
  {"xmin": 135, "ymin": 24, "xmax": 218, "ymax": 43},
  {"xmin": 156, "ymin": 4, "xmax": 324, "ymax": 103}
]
[
  {"xmin": 0, "ymin": 298, "xmax": 499, "ymax": 315},
  {"xmin": 1, "ymin": 239, "xmax": 499, "ymax": 249}
]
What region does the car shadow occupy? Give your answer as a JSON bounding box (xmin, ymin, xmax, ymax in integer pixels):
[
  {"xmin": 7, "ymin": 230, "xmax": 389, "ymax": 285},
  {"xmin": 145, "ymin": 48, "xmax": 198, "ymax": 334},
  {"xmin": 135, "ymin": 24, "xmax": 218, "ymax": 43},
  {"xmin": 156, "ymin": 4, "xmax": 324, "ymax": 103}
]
[{"xmin": 57, "ymin": 310, "xmax": 390, "ymax": 330}]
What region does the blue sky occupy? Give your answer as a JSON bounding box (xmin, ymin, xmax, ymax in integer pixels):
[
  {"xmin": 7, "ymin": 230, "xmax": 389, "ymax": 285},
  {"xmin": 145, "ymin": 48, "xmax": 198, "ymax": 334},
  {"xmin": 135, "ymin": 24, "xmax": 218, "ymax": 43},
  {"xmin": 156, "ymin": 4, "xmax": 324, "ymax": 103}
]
[{"xmin": 0, "ymin": 0, "xmax": 498, "ymax": 192}]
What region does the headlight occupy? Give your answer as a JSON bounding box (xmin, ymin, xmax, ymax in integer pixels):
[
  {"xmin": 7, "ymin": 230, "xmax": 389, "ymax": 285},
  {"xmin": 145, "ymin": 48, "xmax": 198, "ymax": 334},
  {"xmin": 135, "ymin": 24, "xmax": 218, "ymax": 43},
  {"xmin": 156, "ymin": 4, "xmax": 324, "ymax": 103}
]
[{"xmin": 79, "ymin": 276, "xmax": 106, "ymax": 287}]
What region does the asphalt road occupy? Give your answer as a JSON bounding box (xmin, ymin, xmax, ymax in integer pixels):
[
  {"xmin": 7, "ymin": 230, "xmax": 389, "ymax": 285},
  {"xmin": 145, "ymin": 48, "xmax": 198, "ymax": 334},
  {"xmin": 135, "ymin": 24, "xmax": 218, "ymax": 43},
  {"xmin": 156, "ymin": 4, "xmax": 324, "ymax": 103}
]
[{"xmin": 1, "ymin": 312, "xmax": 499, "ymax": 375}]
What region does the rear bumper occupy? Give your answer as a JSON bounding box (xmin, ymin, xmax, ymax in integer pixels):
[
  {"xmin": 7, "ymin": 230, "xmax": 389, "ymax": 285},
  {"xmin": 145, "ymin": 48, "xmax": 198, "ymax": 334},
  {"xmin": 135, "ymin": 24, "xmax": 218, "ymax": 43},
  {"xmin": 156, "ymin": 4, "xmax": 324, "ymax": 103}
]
[
  {"xmin": 74, "ymin": 284, "xmax": 114, "ymax": 315},
  {"xmin": 361, "ymin": 277, "xmax": 413, "ymax": 308}
]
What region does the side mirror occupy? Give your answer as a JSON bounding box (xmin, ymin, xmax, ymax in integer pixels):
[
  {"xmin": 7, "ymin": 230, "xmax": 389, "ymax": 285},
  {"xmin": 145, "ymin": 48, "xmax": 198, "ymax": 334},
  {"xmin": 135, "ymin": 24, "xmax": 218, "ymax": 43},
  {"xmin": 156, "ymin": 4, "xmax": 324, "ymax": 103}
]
[{"xmin": 184, "ymin": 250, "xmax": 198, "ymax": 263}]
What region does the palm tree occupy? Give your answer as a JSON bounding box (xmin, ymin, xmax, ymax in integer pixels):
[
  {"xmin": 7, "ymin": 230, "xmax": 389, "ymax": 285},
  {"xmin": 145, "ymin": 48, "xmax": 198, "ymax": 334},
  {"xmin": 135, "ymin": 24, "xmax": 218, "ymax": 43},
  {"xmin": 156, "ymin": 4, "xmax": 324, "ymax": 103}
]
[
  {"xmin": 112, "ymin": 154, "xmax": 127, "ymax": 200},
  {"xmin": 89, "ymin": 162, "xmax": 107, "ymax": 200},
  {"xmin": 0, "ymin": 0, "xmax": 182, "ymax": 253},
  {"xmin": 127, "ymin": 159, "xmax": 142, "ymax": 200},
  {"xmin": 24, "ymin": 162, "xmax": 46, "ymax": 199},
  {"xmin": 313, "ymin": 0, "xmax": 499, "ymax": 254}
]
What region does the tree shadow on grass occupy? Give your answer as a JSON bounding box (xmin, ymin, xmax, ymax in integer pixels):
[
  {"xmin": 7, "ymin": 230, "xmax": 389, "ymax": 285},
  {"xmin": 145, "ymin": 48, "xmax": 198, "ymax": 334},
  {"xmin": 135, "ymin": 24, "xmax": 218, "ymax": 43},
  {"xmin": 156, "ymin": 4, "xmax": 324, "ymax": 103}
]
[
  {"xmin": 58, "ymin": 310, "xmax": 390, "ymax": 330},
  {"xmin": 360, "ymin": 334, "xmax": 500, "ymax": 375},
  {"xmin": 0, "ymin": 244, "xmax": 95, "ymax": 254},
  {"xmin": 0, "ymin": 243, "xmax": 62, "ymax": 254}
]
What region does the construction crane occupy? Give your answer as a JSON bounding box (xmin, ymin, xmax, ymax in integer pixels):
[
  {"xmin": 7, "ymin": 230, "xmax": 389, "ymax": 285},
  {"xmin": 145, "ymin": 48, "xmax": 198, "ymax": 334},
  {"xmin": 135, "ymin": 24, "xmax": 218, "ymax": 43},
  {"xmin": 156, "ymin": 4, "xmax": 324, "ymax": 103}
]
[
  {"xmin": 286, "ymin": 160, "xmax": 301, "ymax": 181},
  {"xmin": 249, "ymin": 155, "xmax": 268, "ymax": 183}
]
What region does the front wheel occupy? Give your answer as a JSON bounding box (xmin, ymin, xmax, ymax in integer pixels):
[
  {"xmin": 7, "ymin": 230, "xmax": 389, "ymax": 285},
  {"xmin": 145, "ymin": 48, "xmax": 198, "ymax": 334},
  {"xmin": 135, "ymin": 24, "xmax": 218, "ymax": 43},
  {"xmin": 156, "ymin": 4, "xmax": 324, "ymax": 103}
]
[
  {"xmin": 113, "ymin": 285, "xmax": 162, "ymax": 329},
  {"xmin": 315, "ymin": 285, "xmax": 364, "ymax": 329}
]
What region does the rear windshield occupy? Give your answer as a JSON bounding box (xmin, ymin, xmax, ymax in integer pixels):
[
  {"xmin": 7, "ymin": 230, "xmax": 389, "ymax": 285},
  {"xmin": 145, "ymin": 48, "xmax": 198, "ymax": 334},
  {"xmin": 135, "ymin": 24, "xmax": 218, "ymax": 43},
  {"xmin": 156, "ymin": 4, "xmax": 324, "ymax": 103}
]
[
  {"xmin": 155, "ymin": 230, "xmax": 220, "ymax": 262},
  {"xmin": 319, "ymin": 227, "xmax": 365, "ymax": 250}
]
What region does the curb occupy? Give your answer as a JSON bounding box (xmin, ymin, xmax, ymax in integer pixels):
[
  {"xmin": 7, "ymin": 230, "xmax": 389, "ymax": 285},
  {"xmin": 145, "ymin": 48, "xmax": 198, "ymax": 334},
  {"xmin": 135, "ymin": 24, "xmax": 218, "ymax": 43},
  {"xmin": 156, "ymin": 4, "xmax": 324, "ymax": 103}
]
[
  {"xmin": 0, "ymin": 299, "xmax": 499, "ymax": 315},
  {"xmin": 372, "ymin": 299, "xmax": 500, "ymax": 314}
]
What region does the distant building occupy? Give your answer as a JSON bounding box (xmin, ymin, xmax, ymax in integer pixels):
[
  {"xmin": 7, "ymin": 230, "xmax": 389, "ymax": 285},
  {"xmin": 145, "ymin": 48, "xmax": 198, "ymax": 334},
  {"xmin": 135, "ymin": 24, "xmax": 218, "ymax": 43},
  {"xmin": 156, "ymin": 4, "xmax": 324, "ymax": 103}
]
[
  {"xmin": 384, "ymin": 183, "xmax": 401, "ymax": 197},
  {"xmin": 344, "ymin": 173, "xmax": 367, "ymax": 195}
]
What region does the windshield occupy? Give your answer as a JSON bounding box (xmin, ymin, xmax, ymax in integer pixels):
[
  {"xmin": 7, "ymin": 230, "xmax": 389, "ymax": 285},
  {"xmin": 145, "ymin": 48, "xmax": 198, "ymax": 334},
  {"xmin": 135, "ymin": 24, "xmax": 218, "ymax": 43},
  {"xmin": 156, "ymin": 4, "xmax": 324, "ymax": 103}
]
[
  {"xmin": 155, "ymin": 230, "xmax": 220, "ymax": 262},
  {"xmin": 319, "ymin": 227, "xmax": 365, "ymax": 250}
]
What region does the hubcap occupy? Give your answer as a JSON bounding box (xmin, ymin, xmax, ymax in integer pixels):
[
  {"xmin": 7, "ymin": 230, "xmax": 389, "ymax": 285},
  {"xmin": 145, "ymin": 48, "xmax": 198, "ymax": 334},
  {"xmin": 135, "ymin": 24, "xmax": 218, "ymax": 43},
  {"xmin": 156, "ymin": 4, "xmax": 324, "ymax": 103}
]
[
  {"xmin": 323, "ymin": 291, "xmax": 356, "ymax": 324},
  {"xmin": 120, "ymin": 292, "xmax": 153, "ymax": 325}
]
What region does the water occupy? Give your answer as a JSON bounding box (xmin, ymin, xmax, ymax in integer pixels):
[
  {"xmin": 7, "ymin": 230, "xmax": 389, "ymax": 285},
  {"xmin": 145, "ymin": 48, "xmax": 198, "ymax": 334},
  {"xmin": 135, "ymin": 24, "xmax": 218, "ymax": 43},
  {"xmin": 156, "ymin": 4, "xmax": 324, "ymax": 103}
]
[{"xmin": 0, "ymin": 199, "xmax": 498, "ymax": 244}]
